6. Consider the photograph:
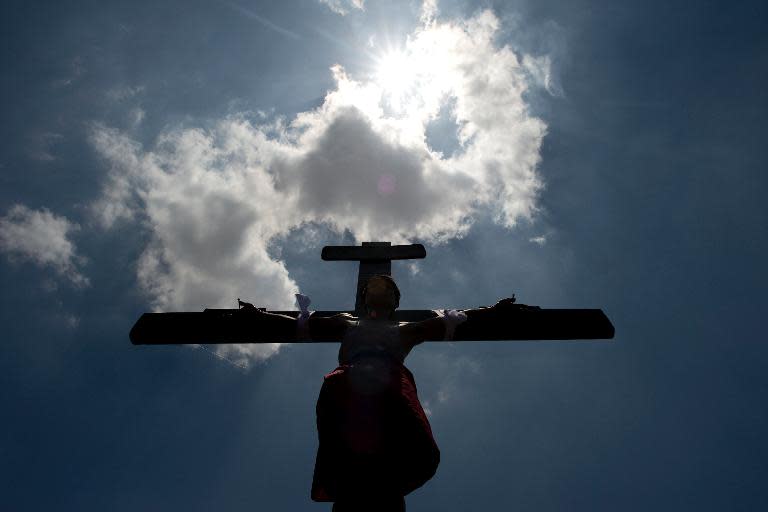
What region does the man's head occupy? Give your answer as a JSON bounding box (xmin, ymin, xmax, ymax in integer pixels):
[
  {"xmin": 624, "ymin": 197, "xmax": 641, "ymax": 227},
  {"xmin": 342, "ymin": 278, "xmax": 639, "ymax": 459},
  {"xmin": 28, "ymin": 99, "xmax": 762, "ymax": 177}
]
[{"xmin": 362, "ymin": 275, "xmax": 400, "ymax": 320}]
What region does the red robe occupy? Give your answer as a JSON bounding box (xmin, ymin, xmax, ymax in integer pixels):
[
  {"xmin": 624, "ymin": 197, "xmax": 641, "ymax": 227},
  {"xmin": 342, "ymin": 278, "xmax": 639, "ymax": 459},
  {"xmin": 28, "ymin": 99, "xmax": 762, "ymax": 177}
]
[{"xmin": 311, "ymin": 358, "xmax": 440, "ymax": 502}]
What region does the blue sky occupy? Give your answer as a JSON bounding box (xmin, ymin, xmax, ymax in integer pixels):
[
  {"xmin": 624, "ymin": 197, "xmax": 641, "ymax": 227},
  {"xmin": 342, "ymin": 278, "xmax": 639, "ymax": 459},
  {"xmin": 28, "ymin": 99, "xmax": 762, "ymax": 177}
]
[{"xmin": 2, "ymin": 0, "xmax": 767, "ymax": 510}]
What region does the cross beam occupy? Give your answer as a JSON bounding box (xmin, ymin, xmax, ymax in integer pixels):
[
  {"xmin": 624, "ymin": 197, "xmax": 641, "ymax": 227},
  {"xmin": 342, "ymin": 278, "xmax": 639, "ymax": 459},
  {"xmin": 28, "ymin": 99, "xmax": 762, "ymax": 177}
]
[
  {"xmin": 129, "ymin": 241, "xmax": 614, "ymax": 345},
  {"xmin": 130, "ymin": 307, "xmax": 614, "ymax": 344}
]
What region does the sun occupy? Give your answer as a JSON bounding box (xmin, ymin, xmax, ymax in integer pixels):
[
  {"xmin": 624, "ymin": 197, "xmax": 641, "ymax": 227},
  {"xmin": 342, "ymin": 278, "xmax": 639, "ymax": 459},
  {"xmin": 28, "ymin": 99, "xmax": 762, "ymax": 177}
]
[
  {"xmin": 371, "ymin": 40, "xmax": 454, "ymax": 120},
  {"xmin": 374, "ymin": 50, "xmax": 418, "ymax": 110}
]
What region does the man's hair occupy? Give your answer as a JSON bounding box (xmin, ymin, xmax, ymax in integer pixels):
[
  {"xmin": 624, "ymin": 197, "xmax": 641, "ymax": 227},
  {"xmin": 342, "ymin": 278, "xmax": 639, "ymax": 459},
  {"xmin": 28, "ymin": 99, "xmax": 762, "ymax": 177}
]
[{"xmin": 362, "ymin": 274, "xmax": 401, "ymax": 310}]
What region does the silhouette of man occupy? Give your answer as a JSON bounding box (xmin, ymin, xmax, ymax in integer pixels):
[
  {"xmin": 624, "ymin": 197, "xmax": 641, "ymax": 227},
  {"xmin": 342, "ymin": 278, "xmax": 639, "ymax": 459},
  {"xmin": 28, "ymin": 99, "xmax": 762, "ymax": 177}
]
[
  {"xmin": 239, "ymin": 276, "xmax": 516, "ymax": 510},
  {"xmin": 311, "ymin": 275, "xmax": 448, "ymax": 511}
]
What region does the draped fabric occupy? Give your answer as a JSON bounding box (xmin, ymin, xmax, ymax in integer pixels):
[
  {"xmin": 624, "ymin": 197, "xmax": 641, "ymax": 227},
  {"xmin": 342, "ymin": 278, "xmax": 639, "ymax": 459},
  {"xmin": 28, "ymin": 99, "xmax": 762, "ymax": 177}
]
[{"xmin": 311, "ymin": 358, "xmax": 440, "ymax": 502}]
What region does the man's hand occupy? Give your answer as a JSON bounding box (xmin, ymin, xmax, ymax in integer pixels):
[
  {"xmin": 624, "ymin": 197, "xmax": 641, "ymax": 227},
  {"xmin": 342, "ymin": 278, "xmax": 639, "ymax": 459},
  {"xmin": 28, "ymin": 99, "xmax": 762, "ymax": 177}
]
[
  {"xmin": 238, "ymin": 298, "xmax": 262, "ymax": 312},
  {"xmin": 493, "ymin": 295, "xmax": 517, "ymax": 309},
  {"xmin": 492, "ymin": 294, "xmax": 541, "ymax": 312}
]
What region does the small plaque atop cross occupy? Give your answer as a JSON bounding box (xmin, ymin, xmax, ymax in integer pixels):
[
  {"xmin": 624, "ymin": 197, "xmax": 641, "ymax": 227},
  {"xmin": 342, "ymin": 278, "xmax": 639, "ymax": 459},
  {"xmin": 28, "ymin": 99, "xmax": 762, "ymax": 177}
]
[{"xmin": 129, "ymin": 241, "xmax": 614, "ymax": 345}]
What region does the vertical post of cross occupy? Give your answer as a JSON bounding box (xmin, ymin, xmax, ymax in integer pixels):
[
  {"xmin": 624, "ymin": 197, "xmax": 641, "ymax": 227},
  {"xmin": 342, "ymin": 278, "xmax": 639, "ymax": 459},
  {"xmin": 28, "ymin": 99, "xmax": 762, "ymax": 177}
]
[
  {"xmin": 321, "ymin": 241, "xmax": 427, "ymax": 317},
  {"xmin": 352, "ymin": 241, "xmax": 393, "ymax": 316}
]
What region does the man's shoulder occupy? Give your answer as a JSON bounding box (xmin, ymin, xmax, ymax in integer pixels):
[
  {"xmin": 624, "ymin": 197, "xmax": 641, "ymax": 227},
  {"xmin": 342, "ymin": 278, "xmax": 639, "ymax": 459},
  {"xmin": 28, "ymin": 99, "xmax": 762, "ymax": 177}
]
[{"xmin": 309, "ymin": 314, "xmax": 355, "ymax": 341}]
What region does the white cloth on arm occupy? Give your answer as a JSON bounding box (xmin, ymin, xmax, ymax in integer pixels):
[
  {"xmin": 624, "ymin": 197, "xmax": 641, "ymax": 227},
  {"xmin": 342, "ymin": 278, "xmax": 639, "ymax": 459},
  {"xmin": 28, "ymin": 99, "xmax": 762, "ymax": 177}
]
[
  {"xmin": 295, "ymin": 293, "xmax": 316, "ymax": 341},
  {"xmin": 431, "ymin": 308, "xmax": 468, "ymax": 341}
]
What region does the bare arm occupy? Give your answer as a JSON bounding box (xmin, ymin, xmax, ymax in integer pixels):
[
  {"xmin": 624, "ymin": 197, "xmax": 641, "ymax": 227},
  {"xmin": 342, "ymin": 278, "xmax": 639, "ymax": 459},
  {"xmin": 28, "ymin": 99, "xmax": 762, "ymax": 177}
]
[
  {"xmin": 400, "ymin": 297, "xmax": 523, "ymax": 347},
  {"xmin": 399, "ymin": 304, "xmax": 497, "ymax": 347},
  {"xmin": 238, "ymin": 302, "xmax": 352, "ymax": 342}
]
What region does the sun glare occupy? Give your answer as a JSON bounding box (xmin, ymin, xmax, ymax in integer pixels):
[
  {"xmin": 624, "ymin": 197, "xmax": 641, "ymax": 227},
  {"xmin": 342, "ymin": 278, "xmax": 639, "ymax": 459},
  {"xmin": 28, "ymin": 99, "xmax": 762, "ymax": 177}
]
[
  {"xmin": 375, "ymin": 50, "xmax": 418, "ymax": 109},
  {"xmin": 371, "ymin": 39, "xmax": 454, "ymax": 121}
]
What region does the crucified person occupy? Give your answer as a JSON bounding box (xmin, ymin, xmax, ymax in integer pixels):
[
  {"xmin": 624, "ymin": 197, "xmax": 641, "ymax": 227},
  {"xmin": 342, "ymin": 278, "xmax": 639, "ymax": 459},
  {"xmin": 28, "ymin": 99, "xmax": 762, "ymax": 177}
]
[
  {"xmin": 242, "ymin": 275, "xmax": 517, "ymax": 511},
  {"xmin": 131, "ymin": 241, "xmax": 613, "ymax": 510}
]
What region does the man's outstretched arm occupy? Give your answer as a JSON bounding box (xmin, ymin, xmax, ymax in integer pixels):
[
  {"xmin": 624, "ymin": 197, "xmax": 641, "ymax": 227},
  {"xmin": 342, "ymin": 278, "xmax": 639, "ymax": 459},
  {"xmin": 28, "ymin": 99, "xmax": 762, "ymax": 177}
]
[
  {"xmin": 239, "ymin": 302, "xmax": 351, "ymax": 342},
  {"xmin": 400, "ymin": 299, "xmax": 515, "ymax": 346}
]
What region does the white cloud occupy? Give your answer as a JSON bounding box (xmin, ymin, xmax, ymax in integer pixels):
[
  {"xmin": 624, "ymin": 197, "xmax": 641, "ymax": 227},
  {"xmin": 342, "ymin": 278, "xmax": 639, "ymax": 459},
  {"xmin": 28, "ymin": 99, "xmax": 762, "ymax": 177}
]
[
  {"xmin": 88, "ymin": 126, "xmax": 145, "ymax": 229},
  {"xmin": 318, "ymin": 0, "xmax": 365, "ymax": 16},
  {"xmin": 0, "ymin": 204, "xmax": 88, "ymax": 287},
  {"xmin": 129, "ymin": 107, "xmax": 145, "ymax": 127},
  {"xmin": 420, "ymin": 0, "xmax": 438, "ymax": 23},
  {"xmin": 422, "ymin": 352, "xmax": 482, "ymax": 412},
  {"xmin": 104, "ymin": 85, "xmax": 147, "ymax": 129},
  {"xmin": 523, "ymin": 54, "xmax": 562, "ymax": 96},
  {"xmin": 89, "ymin": 5, "xmax": 548, "ymax": 364},
  {"xmin": 64, "ymin": 314, "xmax": 81, "ymax": 328},
  {"xmin": 130, "ymin": 107, "xmax": 146, "ymax": 128},
  {"xmin": 27, "ymin": 132, "xmax": 64, "ymax": 161},
  {"xmin": 105, "ymin": 85, "xmax": 145, "ymax": 102},
  {"xmin": 51, "ymin": 55, "xmax": 85, "ymax": 88}
]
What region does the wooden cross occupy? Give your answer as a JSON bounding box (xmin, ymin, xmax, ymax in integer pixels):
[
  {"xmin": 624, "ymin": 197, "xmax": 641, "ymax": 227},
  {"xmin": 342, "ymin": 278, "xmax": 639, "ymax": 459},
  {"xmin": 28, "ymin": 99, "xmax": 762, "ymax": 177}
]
[{"xmin": 129, "ymin": 241, "xmax": 614, "ymax": 345}]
